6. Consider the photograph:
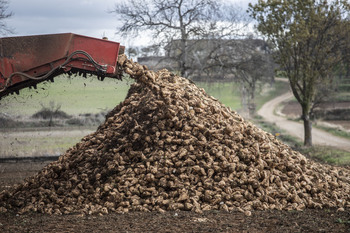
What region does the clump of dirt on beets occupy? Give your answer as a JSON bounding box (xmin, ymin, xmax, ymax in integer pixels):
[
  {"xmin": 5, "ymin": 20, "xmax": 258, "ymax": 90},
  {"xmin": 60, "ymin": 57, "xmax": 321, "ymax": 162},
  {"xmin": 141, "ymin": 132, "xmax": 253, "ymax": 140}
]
[{"xmin": 0, "ymin": 54, "xmax": 349, "ymax": 215}]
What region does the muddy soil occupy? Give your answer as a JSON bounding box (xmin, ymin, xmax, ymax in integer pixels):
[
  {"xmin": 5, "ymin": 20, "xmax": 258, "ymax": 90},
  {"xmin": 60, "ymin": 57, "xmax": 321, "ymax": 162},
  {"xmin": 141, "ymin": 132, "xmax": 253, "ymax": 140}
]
[
  {"xmin": 281, "ymin": 101, "xmax": 350, "ymax": 117},
  {"xmin": 281, "ymin": 101, "xmax": 350, "ymax": 123},
  {"xmin": 0, "ymin": 161, "xmax": 349, "ymax": 233},
  {"xmin": 281, "ymin": 101, "xmax": 350, "ymax": 130}
]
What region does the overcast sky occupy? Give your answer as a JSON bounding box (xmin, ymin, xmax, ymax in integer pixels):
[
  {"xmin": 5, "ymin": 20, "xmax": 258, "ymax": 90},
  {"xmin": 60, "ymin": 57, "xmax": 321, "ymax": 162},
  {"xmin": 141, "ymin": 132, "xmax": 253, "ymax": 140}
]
[{"xmin": 6, "ymin": 0, "xmax": 255, "ymax": 47}]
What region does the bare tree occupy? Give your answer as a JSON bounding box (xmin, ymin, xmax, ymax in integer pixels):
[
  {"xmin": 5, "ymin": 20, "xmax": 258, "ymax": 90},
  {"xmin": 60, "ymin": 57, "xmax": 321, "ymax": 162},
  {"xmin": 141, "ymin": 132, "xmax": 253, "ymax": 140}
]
[
  {"xmin": 111, "ymin": 0, "xmax": 248, "ymax": 77},
  {"xmin": 235, "ymin": 41, "xmax": 275, "ymax": 116},
  {"xmin": 0, "ymin": 0, "xmax": 13, "ymax": 35},
  {"xmin": 112, "ymin": 0, "xmax": 275, "ymax": 114},
  {"xmin": 249, "ymin": 0, "xmax": 350, "ymax": 146}
]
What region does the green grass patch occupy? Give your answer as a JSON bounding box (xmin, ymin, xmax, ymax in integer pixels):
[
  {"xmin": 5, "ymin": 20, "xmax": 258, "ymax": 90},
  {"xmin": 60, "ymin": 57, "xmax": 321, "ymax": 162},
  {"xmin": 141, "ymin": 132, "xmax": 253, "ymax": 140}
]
[
  {"xmin": 0, "ymin": 128, "xmax": 94, "ymax": 157},
  {"xmin": 1, "ymin": 74, "xmax": 290, "ymax": 118},
  {"xmin": 195, "ymin": 81, "xmax": 241, "ymax": 111},
  {"xmin": 299, "ymin": 146, "xmax": 350, "ymax": 166},
  {"xmin": 332, "ymin": 92, "xmax": 350, "ymax": 102},
  {"xmin": 2, "ymin": 76, "xmax": 242, "ymax": 117},
  {"xmin": 314, "ymin": 125, "xmax": 350, "ymax": 140},
  {"xmin": 253, "ymin": 116, "xmax": 302, "ymax": 148},
  {"xmin": 338, "ymin": 83, "xmax": 350, "ymax": 92},
  {"xmin": 196, "ymin": 79, "xmax": 291, "ymax": 112},
  {"xmin": 253, "ymin": 116, "xmax": 350, "ymax": 166},
  {"xmin": 255, "ymin": 80, "xmax": 291, "ymax": 110},
  {"xmin": 0, "ymin": 75, "xmax": 133, "ymax": 117}
]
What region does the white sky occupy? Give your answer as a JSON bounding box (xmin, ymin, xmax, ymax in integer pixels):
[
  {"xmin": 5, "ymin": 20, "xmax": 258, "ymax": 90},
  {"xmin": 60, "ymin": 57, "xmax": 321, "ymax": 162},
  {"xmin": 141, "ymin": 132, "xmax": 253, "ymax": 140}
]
[{"xmin": 5, "ymin": 0, "xmax": 255, "ymax": 47}]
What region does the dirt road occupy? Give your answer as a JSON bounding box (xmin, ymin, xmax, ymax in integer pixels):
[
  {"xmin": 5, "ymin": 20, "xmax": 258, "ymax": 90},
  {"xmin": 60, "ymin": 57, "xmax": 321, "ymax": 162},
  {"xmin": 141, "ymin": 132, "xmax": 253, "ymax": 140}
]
[{"xmin": 258, "ymin": 90, "xmax": 350, "ymax": 152}]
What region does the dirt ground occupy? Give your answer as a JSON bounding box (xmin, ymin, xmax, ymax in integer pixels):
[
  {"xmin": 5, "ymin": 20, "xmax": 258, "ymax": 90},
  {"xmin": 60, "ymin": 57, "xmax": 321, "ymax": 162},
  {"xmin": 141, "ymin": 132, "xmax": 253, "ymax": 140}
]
[
  {"xmin": 281, "ymin": 101, "xmax": 350, "ymax": 116},
  {"xmin": 0, "ymin": 161, "xmax": 349, "ymax": 232},
  {"xmin": 281, "ymin": 101, "xmax": 350, "ymax": 130}
]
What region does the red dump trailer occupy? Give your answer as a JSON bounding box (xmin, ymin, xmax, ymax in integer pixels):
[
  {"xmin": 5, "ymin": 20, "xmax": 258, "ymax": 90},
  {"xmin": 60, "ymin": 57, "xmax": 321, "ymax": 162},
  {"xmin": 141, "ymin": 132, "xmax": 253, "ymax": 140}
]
[{"xmin": 0, "ymin": 33, "xmax": 124, "ymax": 99}]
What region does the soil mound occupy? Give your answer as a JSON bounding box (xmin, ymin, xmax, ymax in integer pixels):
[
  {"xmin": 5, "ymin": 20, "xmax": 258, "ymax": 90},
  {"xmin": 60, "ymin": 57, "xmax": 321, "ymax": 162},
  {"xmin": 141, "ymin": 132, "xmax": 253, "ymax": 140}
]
[{"xmin": 0, "ymin": 55, "xmax": 349, "ymax": 215}]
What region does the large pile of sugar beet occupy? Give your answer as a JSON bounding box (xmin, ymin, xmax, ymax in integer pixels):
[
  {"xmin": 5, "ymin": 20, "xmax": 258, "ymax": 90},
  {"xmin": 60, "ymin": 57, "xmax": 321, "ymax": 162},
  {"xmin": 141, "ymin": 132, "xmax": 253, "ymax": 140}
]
[{"xmin": 1, "ymin": 54, "xmax": 349, "ymax": 215}]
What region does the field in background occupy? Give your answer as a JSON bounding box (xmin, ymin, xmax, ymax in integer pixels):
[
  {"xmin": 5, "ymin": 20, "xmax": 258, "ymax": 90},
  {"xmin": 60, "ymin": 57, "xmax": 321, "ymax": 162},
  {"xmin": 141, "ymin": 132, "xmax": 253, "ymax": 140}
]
[
  {"xmin": 0, "ymin": 127, "xmax": 94, "ymax": 158},
  {"xmin": 254, "ymin": 116, "xmax": 350, "ymax": 166},
  {"xmin": 0, "ymin": 76, "xmax": 282, "ymax": 159},
  {"xmin": 0, "ymin": 75, "xmax": 133, "ymax": 117},
  {"xmin": 1, "ymin": 76, "xmax": 349, "ymax": 166},
  {"xmin": 0, "ymin": 76, "xmax": 245, "ymax": 158},
  {"xmin": 0, "ymin": 76, "xmax": 244, "ymax": 118},
  {"xmin": 0, "ymin": 75, "xmax": 288, "ymax": 118},
  {"xmin": 195, "ymin": 81, "xmax": 242, "ymax": 111}
]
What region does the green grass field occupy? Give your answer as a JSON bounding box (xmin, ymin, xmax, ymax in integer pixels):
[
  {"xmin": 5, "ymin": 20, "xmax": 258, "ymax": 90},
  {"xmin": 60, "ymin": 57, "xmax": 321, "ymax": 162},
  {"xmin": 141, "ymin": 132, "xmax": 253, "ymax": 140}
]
[
  {"xmin": 0, "ymin": 76, "xmax": 244, "ymax": 157},
  {"xmin": 0, "ymin": 75, "xmax": 133, "ymax": 116},
  {"xmin": 195, "ymin": 81, "xmax": 242, "ymax": 111},
  {"xmin": 1, "ymin": 76, "xmax": 288, "ymax": 118},
  {"xmin": 0, "ymin": 76, "xmax": 245, "ymax": 117},
  {"xmin": 1, "ymin": 74, "xmax": 349, "ymax": 166},
  {"xmin": 254, "ymin": 116, "xmax": 350, "ymax": 166},
  {"xmin": 255, "ymin": 80, "xmax": 290, "ymax": 110},
  {"xmin": 0, "ymin": 127, "xmax": 94, "ymax": 158}
]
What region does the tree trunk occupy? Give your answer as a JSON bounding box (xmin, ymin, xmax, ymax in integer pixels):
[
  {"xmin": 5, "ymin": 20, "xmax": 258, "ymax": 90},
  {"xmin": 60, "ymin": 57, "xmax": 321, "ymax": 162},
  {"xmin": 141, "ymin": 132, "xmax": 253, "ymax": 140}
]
[
  {"xmin": 179, "ymin": 12, "xmax": 187, "ymax": 77},
  {"xmin": 302, "ymin": 110, "xmax": 312, "ymax": 146},
  {"xmin": 248, "ymin": 83, "xmax": 256, "ymax": 117},
  {"xmin": 179, "ymin": 39, "xmax": 187, "ymax": 77},
  {"xmin": 240, "ymin": 85, "xmax": 247, "ymax": 114}
]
